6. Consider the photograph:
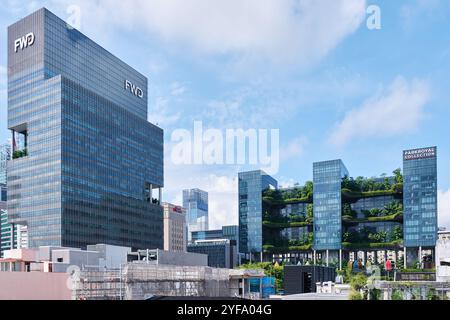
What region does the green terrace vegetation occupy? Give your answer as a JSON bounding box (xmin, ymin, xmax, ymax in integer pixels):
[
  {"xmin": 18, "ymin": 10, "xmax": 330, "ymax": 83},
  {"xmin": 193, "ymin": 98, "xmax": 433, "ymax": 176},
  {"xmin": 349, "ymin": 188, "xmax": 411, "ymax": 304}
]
[
  {"xmin": 262, "ymin": 186, "xmax": 313, "ymax": 228},
  {"xmin": 262, "ymin": 181, "xmax": 313, "ymax": 204},
  {"xmin": 341, "ymin": 169, "xmax": 403, "ymax": 200},
  {"xmin": 12, "ymin": 148, "xmax": 28, "ymax": 159},
  {"xmin": 342, "ymin": 225, "xmax": 403, "ymax": 249},
  {"xmin": 262, "ymin": 221, "xmax": 311, "ymax": 228},
  {"xmin": 342, "ymin": 201, "xmax": 403, "ymax": 223},
  {"xmin": 342, "ymin": 240, "xmax": 403, "ymax": 249},
  {"xmin": 262, "ymin": 203, "xmax": 313, "ymax": 228},
  {"xmin": 263, "ymin": 232, "xmax": 314, "ymax": 253}
]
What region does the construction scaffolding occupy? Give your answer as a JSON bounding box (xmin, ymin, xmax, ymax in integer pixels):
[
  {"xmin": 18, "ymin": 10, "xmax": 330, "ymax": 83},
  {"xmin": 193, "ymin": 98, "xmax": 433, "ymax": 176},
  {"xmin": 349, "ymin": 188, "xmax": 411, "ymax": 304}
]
[
  {"xmin": 71, "ymin": 263, "xmax": 249, "ymax": 300},
  {"xmin": 72, "ymin": 269, "xmax": 124, "ymax": 300}
]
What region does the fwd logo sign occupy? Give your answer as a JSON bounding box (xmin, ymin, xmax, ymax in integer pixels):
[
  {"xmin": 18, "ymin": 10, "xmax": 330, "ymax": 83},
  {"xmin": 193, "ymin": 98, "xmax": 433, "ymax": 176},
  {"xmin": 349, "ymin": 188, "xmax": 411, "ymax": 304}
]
[
  {"xmin": 14, "ymin": 32, "xmax": 35, "ymax": 52},
  {"xmin": 124, "ymin": 80, "xmax": 144, "ymax": 99}
]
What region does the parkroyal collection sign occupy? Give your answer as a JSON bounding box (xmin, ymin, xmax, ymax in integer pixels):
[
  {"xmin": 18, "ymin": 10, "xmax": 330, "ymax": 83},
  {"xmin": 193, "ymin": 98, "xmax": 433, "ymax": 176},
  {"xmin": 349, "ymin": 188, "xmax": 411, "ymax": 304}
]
[{"xmin": 403, "ymin": 147, "xmax": 436, "ymax": 161}]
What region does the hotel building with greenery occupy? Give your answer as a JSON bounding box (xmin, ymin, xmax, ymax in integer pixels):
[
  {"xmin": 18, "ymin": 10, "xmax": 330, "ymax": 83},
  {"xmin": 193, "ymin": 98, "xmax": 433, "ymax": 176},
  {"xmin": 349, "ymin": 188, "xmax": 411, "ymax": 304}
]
[{"xmin": 238, "ymin": 147, "xmax": 438, "ymax": 269}]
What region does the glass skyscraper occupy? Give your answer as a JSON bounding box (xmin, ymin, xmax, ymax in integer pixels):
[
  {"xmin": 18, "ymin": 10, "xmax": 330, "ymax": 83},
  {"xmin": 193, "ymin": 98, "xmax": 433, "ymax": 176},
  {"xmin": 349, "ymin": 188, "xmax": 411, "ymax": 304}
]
[
  {"xmin": 403, "ymin": 147, "xmax": 438, "ymax": 247},
  {"xmin": 183, "ymin": 188, "xmax": 208, "ymax": 242},
  {"xmin": 7, "ymin": 8, "xmax": 164, "ymax": 249},
  {"xmin": 238, "ymin": 170, "xmax": 278, "ymax": 254},
  {"xmin": 0, "ymin": 144, "xmax": 11, "ymax": 185},
  {"xmin": 313, "ymin": 160, "xmax": 348, "ymax": 251}
]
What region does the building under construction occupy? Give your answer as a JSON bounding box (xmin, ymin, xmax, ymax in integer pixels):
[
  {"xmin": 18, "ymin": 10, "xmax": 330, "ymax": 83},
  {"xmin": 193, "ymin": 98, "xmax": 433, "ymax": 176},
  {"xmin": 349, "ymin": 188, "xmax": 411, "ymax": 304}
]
[{"xmin": 72, "ymin": 264, "xmax": 265, "ymax": 300}]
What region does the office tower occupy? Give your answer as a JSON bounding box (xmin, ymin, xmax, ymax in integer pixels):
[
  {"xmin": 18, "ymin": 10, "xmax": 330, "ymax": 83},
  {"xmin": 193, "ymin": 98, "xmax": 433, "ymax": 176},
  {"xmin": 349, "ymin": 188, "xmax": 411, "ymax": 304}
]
[
  {"xmin": 7, "ymin": 8, "xmax": 164, "ymax": 249},
  {"xmin": 0, "ymin": 144, "xmax": 10, "ymax": 185},
  {"xmin": 183, "ymin": 189, "xmax": 208, "ymax": 242},
  {"xmin": 163, "ymin": 203, "xmax": 187, "ymax": 252}
]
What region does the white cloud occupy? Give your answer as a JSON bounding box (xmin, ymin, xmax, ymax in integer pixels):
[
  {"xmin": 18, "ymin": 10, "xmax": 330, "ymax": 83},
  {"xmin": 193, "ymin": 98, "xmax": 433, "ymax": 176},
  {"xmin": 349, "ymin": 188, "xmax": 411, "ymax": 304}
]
[
  {"xmin": 170, "ymin": 82, "xmax": 186, "ymax": 97},
  {"xmin": 46, "ymin": 0, "xmax": 366, "ymax": 67},
  {"xmin": 329, "ymin": 76, "xmax": 431, "ymax": 146},
  {"xmin": 438, "ymin": 189, "xmax": 450, "ymax": 230},
  {"xmin": 280, "ymin": 136, "xmax": 308, "ymax": 161},
  {"xmin": 164, "ymin": 157, "xmax": 239, "ymax": 230},
  {"xmin": 148, "ymin": 97, "xmax": 181, "ymax": 127}
]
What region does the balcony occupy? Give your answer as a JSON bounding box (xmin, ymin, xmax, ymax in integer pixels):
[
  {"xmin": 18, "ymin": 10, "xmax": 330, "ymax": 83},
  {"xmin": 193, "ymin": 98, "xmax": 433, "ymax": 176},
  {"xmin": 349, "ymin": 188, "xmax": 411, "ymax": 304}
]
[{"xmin": 12, "ymin": 148, "xmax": 28, "ymax": 160}]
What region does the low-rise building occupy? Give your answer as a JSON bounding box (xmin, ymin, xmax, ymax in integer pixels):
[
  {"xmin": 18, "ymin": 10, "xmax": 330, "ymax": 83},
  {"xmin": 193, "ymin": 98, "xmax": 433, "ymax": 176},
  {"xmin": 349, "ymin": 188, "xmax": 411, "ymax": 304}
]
[
  {"xmin": 127, "ymin": 248, "xmax": 208, "ymax": 267},
  {"xmin": 187, "ymin": 239, "xmax": 238, "ymax": 269},
  {"xmin": 436, "ymin": 230, "xmax": 450, "ymax": 282}
]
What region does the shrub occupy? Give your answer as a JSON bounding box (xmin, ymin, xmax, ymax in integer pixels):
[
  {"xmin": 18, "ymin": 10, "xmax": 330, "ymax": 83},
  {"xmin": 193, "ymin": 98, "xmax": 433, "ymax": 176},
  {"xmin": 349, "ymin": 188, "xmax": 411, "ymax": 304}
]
[
  {"xmin": 350, "ymin": 273, "xmax": 367, "ymax": 291},
  {"xmin": 392, "ymin": 290, "xmax": 403, "ymax": 300},
  {"xmin": 349, "ymin": 290, "xmax": 363, "ymax": 300}
]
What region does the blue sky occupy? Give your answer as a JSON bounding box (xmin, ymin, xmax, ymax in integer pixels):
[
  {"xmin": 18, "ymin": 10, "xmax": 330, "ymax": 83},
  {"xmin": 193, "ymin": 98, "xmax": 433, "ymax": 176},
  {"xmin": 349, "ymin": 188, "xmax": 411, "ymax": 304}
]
[{"xmin": 1, "ymin": 0, "xmax": 449, "ymax": 229}]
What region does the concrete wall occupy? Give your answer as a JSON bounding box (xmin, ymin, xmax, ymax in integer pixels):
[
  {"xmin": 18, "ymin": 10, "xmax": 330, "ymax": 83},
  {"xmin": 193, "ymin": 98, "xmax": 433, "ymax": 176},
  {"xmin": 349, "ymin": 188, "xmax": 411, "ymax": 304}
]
[
  {"xmin": 37, "ymin": 246, "xmax": 68, "ymax": 261},
  {"xmin": 87, "ymin": 244, "xmax": 130, "ymax": 269},
  {"xmin": 4, "ymin": 248, "xmax": 38, "ymax": 261},
  {"xmin": 156, "ymin": 249, "xmax": 207, "ymax": 266},
  {"xmin": 0, "ymin": 272, "xmax": 71, "ymax": 300},
  {"xmin": 436, "ymin": 235, "xmax": 450, "ymax": 281},
  {"xmin": 52, "ymin": 249, "xmax": 100, "ymax": 270}
]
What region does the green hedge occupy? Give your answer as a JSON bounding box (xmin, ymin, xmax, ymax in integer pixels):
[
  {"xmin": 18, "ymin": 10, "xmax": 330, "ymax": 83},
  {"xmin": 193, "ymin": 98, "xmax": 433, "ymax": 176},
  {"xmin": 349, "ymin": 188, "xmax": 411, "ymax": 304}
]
[
  {"xmin": 342, "ymin": 240, "xmax": 402, "ymax": 249},
  {"xmin": 263, "ymin": 196, "xmax": 312, "ymax": 205},
  {"xmin": 262, "ymin": 221, "xmax": 311, "ymax": 228},
  {"xmin": 342, "ymin": 188, "xmax": 401, "ymax": 199},
  {"xmin": 342, "ymin": 213, "xmax": 403, "ymax": 223}
]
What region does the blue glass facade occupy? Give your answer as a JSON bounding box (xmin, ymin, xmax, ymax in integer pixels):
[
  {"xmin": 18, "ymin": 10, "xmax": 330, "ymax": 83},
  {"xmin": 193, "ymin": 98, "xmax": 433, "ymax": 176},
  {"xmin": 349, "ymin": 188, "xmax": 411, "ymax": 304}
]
[
  {"xmin": 313, "ymin": 160, "xmax": 348, "ymax": 250},
  {"xmin": 403, "ymin": 147, "xmax": 437, "ymax": 247},
  {"xmin": 192, "ymin": 225, "xmax": 238, "ymax": 244},
  {"xmin": 7, "ymin": 9, "xmax": 164, "ymax": 249},
  {"xmin": 183, "ymin": 188, "xmax": 208, "ymax": 242},
  {"xmin": 238, "ymin": 170, "xmax": 278, "ymax": 253}
]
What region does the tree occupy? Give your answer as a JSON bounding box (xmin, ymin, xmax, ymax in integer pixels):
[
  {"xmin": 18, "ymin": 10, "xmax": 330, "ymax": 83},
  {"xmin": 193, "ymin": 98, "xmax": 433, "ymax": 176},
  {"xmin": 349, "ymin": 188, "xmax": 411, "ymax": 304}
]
[
  {"xmin": 342, "ymin": 203, "xmax": 357, "ymax": 218},
  {"xmin": 306, "ymin": 204, "xmax": 313, "ymax": 223},
  {"xmin": 393, "ymin": 168, "xmax": 403, "ymax": 184},
  {"xmin": 303, "ymin": 181, "xmax": 313, "ymax": 199},
  {"xmin": 390, "ymin": 225, "xmax": 403, "ymax": 241},
  {"xmin": 392, "ymin": 290, "xmax": 403, "ymax": 300}
]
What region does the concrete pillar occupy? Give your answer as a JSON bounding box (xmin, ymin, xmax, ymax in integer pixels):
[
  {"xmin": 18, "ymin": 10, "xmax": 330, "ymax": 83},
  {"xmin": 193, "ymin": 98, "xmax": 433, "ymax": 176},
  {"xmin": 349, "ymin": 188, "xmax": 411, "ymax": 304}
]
[
  {"xmin": 313, "ymin": 250, "xmax": 316, "ymax": 265},
  {"xmin": 339, "ymin": 249, "xmax": 342, "ymax": 270},
  {"xmin": 404, "ymin": 247, "xmax": 407, "ymax": 269},
  {"xmin": 10, "ymin": 224, "xmax": 15, "ymax": 250},
  {"xmin": 419, "ymin": 246, "xmax": 422, "ymax": 269},
  {"xmin": 149, "ymin": 184, "xmax": 152, "ymax": 201},
  {"xmin": 326, "ymin": 250, "xmax": 329, "ymax": 267}
]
